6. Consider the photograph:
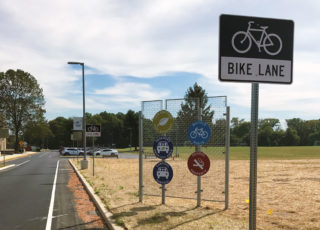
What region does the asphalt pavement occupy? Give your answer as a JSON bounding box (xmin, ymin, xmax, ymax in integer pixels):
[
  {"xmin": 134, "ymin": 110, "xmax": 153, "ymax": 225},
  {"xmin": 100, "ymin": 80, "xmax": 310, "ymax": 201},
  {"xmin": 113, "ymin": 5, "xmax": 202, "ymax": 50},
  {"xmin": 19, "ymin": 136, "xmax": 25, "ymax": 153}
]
[{"xmin": 0, "ymin": 151, "xmax": 105, "ymax": 230}]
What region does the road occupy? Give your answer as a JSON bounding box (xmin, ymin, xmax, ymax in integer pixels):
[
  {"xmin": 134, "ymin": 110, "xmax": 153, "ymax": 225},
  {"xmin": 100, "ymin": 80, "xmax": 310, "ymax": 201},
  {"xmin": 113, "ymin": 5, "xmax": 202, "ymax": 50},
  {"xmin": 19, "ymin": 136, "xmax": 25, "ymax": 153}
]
[{"xmin": 0, "ymin": 151, "xmax": 106, "ymax": 230}]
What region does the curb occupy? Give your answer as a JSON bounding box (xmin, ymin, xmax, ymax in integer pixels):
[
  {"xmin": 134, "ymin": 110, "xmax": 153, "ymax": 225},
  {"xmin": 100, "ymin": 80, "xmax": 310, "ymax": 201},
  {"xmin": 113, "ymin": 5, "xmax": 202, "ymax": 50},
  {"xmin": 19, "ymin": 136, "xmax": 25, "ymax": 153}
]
[
  {"xmin": 0, "ymin": 164, "xmax": 15, "ymax": 171},
  {"xmin": 0, "ymin": 152, "xmax": 39, "ymax": 163},
  {"xmin": 68, "ymin": 160, "xmax": 125, "ymax": 230}
]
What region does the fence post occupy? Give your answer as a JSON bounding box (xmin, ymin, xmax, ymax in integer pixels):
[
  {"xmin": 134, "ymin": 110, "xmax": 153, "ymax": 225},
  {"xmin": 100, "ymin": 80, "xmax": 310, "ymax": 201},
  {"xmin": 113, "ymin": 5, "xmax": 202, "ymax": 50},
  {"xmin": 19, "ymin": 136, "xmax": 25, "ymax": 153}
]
[
  {"xmin": 139, "ymin": 111, "xmax": 143, "ymax": 202},
  {"xmin": 196, "ymin": 99, "xmax": 202, "ymax": 207},
  {"xmin": 225, "ymin": 106, "xmax": 230, "ymax": 210}
]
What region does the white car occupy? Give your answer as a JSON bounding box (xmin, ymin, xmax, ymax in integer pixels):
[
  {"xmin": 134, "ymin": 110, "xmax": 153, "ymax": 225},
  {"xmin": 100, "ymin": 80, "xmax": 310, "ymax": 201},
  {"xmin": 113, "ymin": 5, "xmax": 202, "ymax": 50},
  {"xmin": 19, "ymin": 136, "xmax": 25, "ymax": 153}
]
[
  {"xmin": 157, "ymin": 141, "xmax": 169, "ymax": 154},
  {"xmin": 61, "ymin": 148, "xmax": 79, "ymax": 156},
  {"xmin": 94, "ymin": 148, "xmax": 118, "ymax": 158},
  {"xmin": 157, "ymin": 167, "xmax": 169, "ymax": 179}
]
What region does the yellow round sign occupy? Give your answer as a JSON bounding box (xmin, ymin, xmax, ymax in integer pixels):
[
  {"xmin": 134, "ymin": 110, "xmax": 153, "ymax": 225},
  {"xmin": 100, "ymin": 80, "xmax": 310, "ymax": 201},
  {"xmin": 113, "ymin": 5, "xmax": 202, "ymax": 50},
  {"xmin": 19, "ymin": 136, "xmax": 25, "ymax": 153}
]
[
  {"xmin": 19, "ymin": 140, "xmax": 24, "ymax": 148},
  {"xmin": 153, "ymin": 110, "xmax": 174, "ymax": 134}
]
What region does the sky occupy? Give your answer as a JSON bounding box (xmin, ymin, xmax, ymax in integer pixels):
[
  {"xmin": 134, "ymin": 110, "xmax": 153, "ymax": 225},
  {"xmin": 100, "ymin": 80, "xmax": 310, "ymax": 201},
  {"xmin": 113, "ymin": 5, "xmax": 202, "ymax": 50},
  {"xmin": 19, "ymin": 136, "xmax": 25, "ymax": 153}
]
[{"xmin": 0, "ymin": 0, "xmax": 319, "ymax": 128}]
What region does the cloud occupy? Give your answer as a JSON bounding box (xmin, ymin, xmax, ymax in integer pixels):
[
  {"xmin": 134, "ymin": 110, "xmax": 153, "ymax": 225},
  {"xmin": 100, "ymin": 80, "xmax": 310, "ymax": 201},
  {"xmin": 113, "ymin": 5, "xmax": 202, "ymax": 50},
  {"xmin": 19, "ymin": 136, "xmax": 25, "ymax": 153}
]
[
  {"xmin": 95, "ymin": 81, "xmax": 170, "ymax": 102},
  {"xmin": 0, "ymin": 0, "xmax": 320, "ymax": 120}
]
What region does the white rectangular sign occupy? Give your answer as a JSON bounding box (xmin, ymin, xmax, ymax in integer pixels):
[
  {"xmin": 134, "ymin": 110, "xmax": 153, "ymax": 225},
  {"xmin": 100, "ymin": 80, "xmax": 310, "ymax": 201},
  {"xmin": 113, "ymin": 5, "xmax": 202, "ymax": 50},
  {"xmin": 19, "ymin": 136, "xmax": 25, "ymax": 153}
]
[
  {"xmin": 220, "ymin": 57, "xmax": 292, "ymax": 83},
  {"xmin": 73, "ymin": 117, "xmax": 82, "ymax": 130}
]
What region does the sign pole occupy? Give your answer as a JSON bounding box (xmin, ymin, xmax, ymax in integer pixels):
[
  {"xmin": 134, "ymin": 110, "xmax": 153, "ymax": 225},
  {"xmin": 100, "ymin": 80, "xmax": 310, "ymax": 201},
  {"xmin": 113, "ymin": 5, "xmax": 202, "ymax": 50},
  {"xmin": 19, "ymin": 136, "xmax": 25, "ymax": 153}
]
[
  {"xmin": 249, "ymin": 83, "xmax": 259, "ymax": 230},
  {"xmin": 161, "ymin": 158, "xmax": 166, "ymax": 205},
  {"xmin": 93, "ymin": 137, "xmax": 95, "ymax": 176},
  {"xmin": 196, "ymin": 103, "xmax": 202, "ymax": 207}
]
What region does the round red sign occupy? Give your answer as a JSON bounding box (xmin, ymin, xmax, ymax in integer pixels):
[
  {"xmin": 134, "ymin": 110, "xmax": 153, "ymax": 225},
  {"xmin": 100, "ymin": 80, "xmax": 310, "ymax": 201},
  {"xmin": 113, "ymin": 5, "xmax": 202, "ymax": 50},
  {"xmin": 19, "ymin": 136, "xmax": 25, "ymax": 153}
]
[{"xmin": 187, "ymin": 152, "xmax": 210, "ymax": 176}]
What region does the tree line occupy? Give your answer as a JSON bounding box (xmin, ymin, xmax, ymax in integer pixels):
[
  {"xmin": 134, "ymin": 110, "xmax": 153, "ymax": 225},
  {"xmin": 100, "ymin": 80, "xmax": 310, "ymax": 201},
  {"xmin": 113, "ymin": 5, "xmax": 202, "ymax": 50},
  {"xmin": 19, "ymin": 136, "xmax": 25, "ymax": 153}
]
[
  {"xmin": 231, "ymin": 118, "xmax": 320, "ymax": 146},
  {"xmin": 1, "ymin": 70, "xmax": 319, "ymax": 150}
]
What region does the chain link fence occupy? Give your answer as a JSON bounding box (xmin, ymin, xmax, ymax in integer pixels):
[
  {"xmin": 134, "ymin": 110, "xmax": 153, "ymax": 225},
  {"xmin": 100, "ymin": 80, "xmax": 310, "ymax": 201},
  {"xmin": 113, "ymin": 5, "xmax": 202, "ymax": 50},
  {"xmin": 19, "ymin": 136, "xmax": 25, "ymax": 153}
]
[{"xmin": 139, "ymin": 97, "xmax": 229, "ymax": 209}]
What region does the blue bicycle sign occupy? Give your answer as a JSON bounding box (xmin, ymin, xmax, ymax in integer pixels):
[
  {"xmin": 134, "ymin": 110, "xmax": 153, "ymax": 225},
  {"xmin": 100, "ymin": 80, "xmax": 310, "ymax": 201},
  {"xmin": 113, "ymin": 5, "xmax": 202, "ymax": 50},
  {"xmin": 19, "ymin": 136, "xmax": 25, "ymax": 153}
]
[{"xmin": 188, "ymin": 121, "xmax": 211, "ymax": 146}]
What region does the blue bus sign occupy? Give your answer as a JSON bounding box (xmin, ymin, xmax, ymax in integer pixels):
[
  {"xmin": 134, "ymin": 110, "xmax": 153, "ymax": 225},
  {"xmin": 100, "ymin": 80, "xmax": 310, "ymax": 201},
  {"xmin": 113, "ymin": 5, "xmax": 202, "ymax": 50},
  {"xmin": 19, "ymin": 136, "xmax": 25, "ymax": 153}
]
[
  {"xmin": 188, "ymin": 121, "xmax": 211, "ymax": 145},
  {"xmin": 153, "ymin": 161, "xmax": 173, "ymax": 185},
  {"xmin": 153, "ymin": 136, "xmax": 173, "ymax": 159}
]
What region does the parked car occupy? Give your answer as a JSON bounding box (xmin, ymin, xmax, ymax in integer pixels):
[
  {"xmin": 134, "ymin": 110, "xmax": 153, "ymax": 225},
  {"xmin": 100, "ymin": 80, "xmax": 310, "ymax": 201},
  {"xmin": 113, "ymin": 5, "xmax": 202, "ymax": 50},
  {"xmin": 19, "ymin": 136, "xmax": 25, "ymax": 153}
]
[
  {"xmin": 61, "ymin": 148, "xmax": 79, "ymax": 156},
  {"xmin": 86, "ymin": 148, "xmax": 99, "ymax": 155},
  {"xmin": 93, "ymin": 148, "xmax": 118, "ymax": 158},
  {"xmin": 78, "ymin": 148, "xmax": 84, "ymax": 155}
]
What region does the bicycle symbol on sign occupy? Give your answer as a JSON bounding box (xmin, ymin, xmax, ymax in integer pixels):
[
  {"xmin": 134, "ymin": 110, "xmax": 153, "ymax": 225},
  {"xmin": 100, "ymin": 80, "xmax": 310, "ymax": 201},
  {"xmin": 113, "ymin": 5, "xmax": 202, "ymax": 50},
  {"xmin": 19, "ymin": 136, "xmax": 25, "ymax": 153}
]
[
  {"xmin": 190, "ymin": 128, "xmax": 209, "ymax": 139},
  {"xmin": 231, "ymin": 21, "xmax": 282, "ymax": 56},
  {"xmin": 87, "ymin": 125, "xmax": 99, "ymax": 132}
]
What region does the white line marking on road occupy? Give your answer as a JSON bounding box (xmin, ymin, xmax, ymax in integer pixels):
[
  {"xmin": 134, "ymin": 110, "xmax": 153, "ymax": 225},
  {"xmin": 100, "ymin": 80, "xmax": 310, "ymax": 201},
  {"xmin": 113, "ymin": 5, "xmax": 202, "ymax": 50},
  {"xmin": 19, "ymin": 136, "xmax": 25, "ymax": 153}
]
[
  {"xmin": 45, "ymin": 160, "xmax": 59, "ymax": 230},
  {"xmin": 0, "ymin": 164, "xmax": 16, "ymax": 171},
  {"xmin": 17, "ymin": 160, "xmax": 30, "ymax": 167}
]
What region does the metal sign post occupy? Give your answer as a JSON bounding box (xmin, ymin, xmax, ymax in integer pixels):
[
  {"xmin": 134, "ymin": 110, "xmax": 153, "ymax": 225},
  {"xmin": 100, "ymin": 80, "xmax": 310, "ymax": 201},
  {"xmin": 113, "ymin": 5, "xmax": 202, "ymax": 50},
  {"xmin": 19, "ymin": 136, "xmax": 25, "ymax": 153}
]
[
  {"xmin": 249, "ymin": 83, "xmax": 259, "ymax": 230},
  {"xmin": 92, "ymin": 137, "xmax": 95, "ymax": 176},
  {"xmin": 219, "ymin": 14, "xmax": 294, "ymax": 229}
]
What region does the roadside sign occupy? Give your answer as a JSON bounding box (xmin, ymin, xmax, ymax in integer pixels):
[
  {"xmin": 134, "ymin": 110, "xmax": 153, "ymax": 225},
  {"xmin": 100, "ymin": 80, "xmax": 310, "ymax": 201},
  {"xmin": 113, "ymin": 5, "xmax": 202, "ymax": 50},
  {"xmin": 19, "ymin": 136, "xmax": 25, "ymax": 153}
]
[
  {"xmin": 19, "ymin": 140, "xmax": 24, "ymax": 148},
  {"xmin": 219, "ymin": 14, "xmax": 294, "ymax": 84},
  {"xmin": 153, "ymin": 161, "xmax": 173, "ymax": 184},
  {"xmin": 153, "ymin": 136, "xmax": 173, "ymax": 159},
  {"xmin": 153, "ymin": 110, "xmax": 174, "ymax": 134},
  {"xmin": 73, "ymin": 117, "xmax": 83, "ymax": 130},
  {"xmin": 188, "ymin": 121, "xmax": 211, "ymax": 145},
  {"xmin": 187, "ymin": 152, "xmax": 210, "ymax": 176},
  {"xmin": 72, "ymin": 131, "xmax": 82, "ymax": 141},
  {"xmin": 86, "ymin": 125, "xmax": 101, "ymax": 137}
]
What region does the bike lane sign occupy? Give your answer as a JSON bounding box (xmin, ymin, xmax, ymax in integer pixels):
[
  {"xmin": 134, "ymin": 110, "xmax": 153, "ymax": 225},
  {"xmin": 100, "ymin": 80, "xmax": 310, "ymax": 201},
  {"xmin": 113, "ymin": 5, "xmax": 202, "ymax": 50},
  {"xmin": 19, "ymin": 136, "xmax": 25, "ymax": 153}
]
[
  {"xmin": 187, "ymin": 152, "xmax": 210, "ymax": 176},
  {"xmin": 188, "ymin": 121, "xmax": 211, "ymax": 146},
  {"xmin": 153, "ymin": 136, "xmax": 173, "ymax": 159},
  {"xmin": 153, "ymin": 161, "xmax": 173, "ymax": 185},
  {"xmin": 219, "ymin": 14, "xmax": 294, "ymax": 84}
]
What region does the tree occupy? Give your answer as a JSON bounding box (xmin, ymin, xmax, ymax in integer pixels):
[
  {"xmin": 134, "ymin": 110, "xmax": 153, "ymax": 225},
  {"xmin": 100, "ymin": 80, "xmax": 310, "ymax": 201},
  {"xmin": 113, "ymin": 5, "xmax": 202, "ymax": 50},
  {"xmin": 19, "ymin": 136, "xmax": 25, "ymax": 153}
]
[
  {"xmin": 175, "ymin": 83, "xmax": 214, "ymax": 145},
  {"xmin": 124, "ymin": 110, "xmax": 139, "ymax": 150},
  {"xmin": 48, "ymin": 117, "xmax": 73, "ymax": 148},
  {"xmin": 230, "ymin": 117, "xmax": 250, "ymax": 145},
  {"xmin": 97, "ymin": 111, "xmax": 123, "ymax": 148},
  {"xmin": 283, "ymin": 128, "xmax": 300, "ymax": 146},
  {"xmin": 178, "ymin": 82, "xmax": 214, "ymax": 123},
  {"xmin": 0, "ymin": 69, "xmax": 45, "ymax": 151},
  {"xmin": 24, "ymin": 121, "xmax": 53, "ymax": 148}
]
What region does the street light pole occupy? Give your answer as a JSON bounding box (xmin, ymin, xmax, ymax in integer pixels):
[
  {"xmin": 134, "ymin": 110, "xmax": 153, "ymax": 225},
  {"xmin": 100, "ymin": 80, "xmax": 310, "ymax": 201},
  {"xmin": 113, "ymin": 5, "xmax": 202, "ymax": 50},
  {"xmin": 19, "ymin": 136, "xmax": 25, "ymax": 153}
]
[{"xmin": 68, "ymin": 61, "xmax": 88, "ymax": 169}]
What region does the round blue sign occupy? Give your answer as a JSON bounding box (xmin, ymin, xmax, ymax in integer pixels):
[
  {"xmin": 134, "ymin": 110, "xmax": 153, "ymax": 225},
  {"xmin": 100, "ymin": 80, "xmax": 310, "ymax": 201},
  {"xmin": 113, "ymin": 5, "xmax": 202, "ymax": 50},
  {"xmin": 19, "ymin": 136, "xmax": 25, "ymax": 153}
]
[
  {"xmin": 153, "ymin": 136, "xmax": 173, "ymax": 159},
  {"xmin": 153, "ymin": 161, "xmax": 173, "ymax": 185},
  {"xmin": 188, "ymin": 121, "xmax": 211, "ymax": 145}
]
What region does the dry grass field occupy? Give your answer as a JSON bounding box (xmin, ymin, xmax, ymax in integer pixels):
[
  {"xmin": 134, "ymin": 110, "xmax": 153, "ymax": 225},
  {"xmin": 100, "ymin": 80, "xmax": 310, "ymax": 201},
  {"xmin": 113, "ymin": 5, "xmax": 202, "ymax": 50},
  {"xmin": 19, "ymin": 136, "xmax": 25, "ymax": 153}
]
[{"xmin": 73, "ymin": 158, "xmax": 320, "ymax": 230}]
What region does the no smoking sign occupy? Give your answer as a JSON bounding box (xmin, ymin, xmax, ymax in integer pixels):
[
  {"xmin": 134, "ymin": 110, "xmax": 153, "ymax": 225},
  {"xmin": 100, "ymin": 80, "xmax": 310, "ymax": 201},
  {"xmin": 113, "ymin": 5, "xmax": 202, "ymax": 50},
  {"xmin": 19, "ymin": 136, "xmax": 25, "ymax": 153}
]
[{"xmin": 187, "ymin": 152, "xmax": 210, "ymax": 176}]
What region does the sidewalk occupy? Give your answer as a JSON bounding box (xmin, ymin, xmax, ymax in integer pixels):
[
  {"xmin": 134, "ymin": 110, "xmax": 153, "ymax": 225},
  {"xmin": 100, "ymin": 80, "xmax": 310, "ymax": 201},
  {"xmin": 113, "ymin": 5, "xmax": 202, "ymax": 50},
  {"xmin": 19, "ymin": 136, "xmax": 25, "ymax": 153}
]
[{"xmin": 0, "ymin": 151, "xmax": 38, "ymax": 163}]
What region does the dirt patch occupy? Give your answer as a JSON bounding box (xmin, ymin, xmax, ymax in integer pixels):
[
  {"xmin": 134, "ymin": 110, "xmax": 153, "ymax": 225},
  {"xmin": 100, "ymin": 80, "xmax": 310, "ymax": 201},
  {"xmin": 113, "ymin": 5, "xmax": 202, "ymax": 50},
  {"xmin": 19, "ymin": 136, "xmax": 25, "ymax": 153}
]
[
  {"xmin": 67, "ymin": 163, "xmax": 106, "ymax": 229},
  {"xmin": 73, "ymin": 158, "xmax": 320, "ymax": 229}
]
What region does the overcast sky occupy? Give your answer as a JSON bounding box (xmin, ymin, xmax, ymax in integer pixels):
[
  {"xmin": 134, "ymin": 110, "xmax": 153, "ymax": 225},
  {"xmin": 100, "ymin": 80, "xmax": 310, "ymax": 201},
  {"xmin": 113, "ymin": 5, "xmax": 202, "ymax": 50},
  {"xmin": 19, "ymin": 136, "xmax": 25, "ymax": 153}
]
[{"xmin": 0, "ymin": 0, "xmax": 319, "ymax": 127}]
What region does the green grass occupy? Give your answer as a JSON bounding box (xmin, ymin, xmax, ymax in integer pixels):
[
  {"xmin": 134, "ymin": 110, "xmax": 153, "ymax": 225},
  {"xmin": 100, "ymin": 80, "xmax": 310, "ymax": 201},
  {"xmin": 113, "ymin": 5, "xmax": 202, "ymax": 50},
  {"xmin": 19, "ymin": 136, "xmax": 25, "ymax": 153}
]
[
  {"xmin": 230, "ymin": 146, "xmax": 320, "ymax": 160},
  {"xmin": 123, "ymin": 146, "xmax": 320, "ymax": 160}
]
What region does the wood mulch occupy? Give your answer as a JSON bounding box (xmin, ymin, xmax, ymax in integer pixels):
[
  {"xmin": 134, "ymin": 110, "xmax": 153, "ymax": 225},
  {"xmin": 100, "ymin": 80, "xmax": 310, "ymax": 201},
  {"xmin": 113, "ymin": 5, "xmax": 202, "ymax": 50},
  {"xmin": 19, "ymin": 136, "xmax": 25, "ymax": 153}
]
[{"xmin": 67, "ymin": 163, "xmax": 107, "ymax": 229}]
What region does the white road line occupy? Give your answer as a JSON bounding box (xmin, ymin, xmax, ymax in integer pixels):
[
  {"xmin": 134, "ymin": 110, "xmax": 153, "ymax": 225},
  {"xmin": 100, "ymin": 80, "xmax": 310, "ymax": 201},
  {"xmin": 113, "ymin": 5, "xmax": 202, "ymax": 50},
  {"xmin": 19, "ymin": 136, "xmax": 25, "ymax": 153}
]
[
  {"xmin": 17, "ymin": 160, "xmax": 30, "ymax": 167},
  {"xmin": 45, "ymin": 160, "xmax": 59, "ymax": 230},
  {"xmin": 0, "ymin": 164, "xmax": 16, "ymax": 171}
]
